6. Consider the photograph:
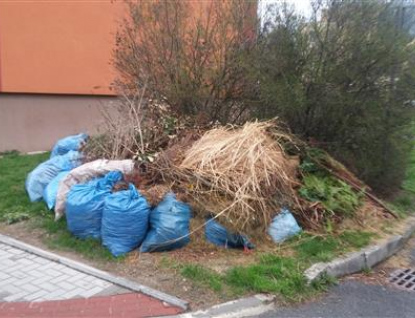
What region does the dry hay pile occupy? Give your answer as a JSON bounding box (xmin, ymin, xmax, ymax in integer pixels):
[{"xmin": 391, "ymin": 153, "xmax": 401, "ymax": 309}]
[{"xmin": 154, "ymin": 121, "xmax": 299, "ymax": 234}]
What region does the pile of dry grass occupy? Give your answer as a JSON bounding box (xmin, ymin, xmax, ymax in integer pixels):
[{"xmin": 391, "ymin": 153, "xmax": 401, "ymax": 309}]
[
  {"xmin": 88, "ymin": 113, "xmax": 390, "ymax": 237},
  {"xmin": 154, "ymin": 121, "xmax": 299, "ymax": 234}
]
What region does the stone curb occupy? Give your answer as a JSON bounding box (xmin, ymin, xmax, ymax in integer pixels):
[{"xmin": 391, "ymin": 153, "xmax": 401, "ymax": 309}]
[
  {"xmin": 305, "ymin": 217, "xmax": 415, "ymax": 282},
  {"xmin": 159, "ymin": 294, "xmax": 276, "ymax": 318},
  {"xmin": 0, "ymin": 233, "xmax": 189, "ymax": 310}
]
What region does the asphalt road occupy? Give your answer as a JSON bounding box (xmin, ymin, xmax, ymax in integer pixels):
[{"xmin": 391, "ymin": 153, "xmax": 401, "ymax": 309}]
[{"xmin": 259, "ymin": 280, "xmax": 415, "ymax": 318}]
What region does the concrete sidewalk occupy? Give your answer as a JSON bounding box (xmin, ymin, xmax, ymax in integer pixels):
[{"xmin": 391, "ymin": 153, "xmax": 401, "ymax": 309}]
[
  {"xmin": 0, "ymin": 239, "xmax": 183, "ymax": 317},
  {"xmin": 0, "ymin": 243, "xmax": 127, "ymax": 302}
]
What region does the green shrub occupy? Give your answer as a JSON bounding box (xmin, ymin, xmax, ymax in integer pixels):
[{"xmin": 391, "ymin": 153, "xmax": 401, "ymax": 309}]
[
  {"xmin": 403, "ymin": 138, "xmax": 415, "ymax": 194},
  {"xmin": 339, "ymin": 231, "xmax": 373, "ymax": 249},
  {"xmin": 257, "ymin": 1, "xmax": 415, "ymax": 194}
]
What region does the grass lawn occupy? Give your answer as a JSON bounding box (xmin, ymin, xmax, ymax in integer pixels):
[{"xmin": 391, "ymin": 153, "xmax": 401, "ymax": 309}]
[
  {"xmin": 0, "ymin": 151, "xmax": 115, "ymax": 261},
  {"xmin": 0, "ymin": 147, "xmax": 412, "ymax": 302},
  {"xmin": 176, "ymin": 231, "xmax": 371, "ymax": 301},
  {"xmin": 0, "ymin": 151, "xmax": 50, "ymax": 223}
]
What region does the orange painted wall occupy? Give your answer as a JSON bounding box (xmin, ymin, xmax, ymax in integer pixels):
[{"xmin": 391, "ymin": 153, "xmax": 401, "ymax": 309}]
[
  {"xmin": 0, "ymin": 0, "xmax": 125, "ymax": 95},
  {"xmin": 0, "ymin": 0, "xmax": 257, "ymax": 96}
]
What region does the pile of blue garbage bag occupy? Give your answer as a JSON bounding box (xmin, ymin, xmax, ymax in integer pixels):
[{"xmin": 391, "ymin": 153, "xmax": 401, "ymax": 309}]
[
  {"xmin": 50, "ymin": 133, "xmax": 88, "ymax": 158},
  {"xmin": 26, "ymin": 150, "xmax": 82, "ymax": 202},
  {"xmin": 205, "ymin": 217, "xmax": 255, "ymax": 250},
  {"xmin": 26, "ymin": 133, "xmax": 87, "ymax": 202},
  {"xmin": 26, "ymin": 134, "xmax": 302, "ymax": 257},
  {"xmin": 66, "ymin": 171, "xmax": 123, "ymax": 240},
  {"xmin": 43, "ymin": 171, "xmax": 70, "ymax": 210},
  {"xmin": 140, "ymin": 192, "xmax": 191, "ymax": 253},
  {"xmin": 25, "ymin": 134, "xmax": 194, "ymax": 256},
  {"xmin": 102, "ymin": 184, "xmax": 151, "ymax": 256}
]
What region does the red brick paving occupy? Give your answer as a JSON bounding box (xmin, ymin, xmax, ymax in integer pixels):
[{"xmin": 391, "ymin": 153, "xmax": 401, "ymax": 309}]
[{"xmin": 0, "ymin": 293, "xmax": 183, "ymax": 318}]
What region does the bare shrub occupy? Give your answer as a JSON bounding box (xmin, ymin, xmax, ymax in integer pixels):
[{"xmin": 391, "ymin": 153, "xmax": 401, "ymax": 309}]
[
  {"xmin": 83, "ymin": 89, "xmax": 175, "ymax": 162},
  {"xmin": 151, "ymin": 121, "xmax": 299, "ymax": 234},
  {"xmin": 113, "ymin": 0, "xmax": 258, "ymax": 124}
]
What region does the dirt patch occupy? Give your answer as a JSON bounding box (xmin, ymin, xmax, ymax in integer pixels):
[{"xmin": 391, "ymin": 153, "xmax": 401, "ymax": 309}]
[
  {"xmin": 338, "ymin": 201, "xmax": 393, "ymax": 234},
  {"xmin": 381, "ymin": 236, "xmax": 415, "ymax": 269}
]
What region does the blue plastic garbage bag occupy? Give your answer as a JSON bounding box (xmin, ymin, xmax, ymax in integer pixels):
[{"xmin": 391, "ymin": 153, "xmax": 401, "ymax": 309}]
[
  {"xmin": 205, "ymin": 218, "xmax": 255, "ymax": 250},
  {"xmin": 66, "ymin": 171, "xmax": 123, "ymax": 239},
  {"xmin": 268, "ymin": 208, "xmax": 302, "ymax": 243},
  {"xmin": 102, "ymin": 184, "xmax": 150, "ymax": 257},
  {"xmin": 140, "ymin": 192, "xmax": 191, "ymax": 252},
  {"xmin": 25, "ymin": 150, "xmax": 82, "ymax": 202},
  {"xmin": 43, "ymin": 171, "xmax": 70, "ymax": 210},
  {"xmin": 51, "ymin": 133, "xmax": 88, "ymax": 158}
]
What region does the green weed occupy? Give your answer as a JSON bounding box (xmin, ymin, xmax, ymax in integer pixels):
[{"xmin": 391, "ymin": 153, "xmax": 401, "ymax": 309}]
[
  {"xmin": 362, "ymin": 266, "xmax": 372, "ymax": 275},
  {"xmin": 224, "ymin": 255, "xmax": 311, "ymax": 300},
  {"xmin": 339, "ymin": 231, "xmax": 373, "ymax": 249},
  {"xmin": 294, "ymin": 236, "xmax": 338, "ymax": 262},
  {"xmin": 178, "ymin": 254, "xmax": 336, "ymax": 301},
  {"xmin": 299, "ymin": 159, "xmax": 319, "ymax": 173},
  {"xmin": 299, "ymin": 174, "xmax": 363, "ymax": 217},
  {"xmin": 311, "ymin": 273, "xmax": 338, "ymax": 291},
  {"xmin": 181, "ymin": 264, "xmax": 223, "ymax": 292},
  {"xmin": 1, "ymin": 212, "xmax": 30, "ymax": 224},
  {"xmin": 295, "ymin": 231, "xmax": 373, "ymax": 263}
]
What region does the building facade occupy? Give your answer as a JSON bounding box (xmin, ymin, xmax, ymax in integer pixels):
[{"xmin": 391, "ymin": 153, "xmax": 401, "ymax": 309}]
[
  {"xmin": 0, "ymin": 0, "xmax": 257, "ymax": 152},
  {"xmin": 0, "ymin": 0, "xmax": 127, "ymax": 152}
]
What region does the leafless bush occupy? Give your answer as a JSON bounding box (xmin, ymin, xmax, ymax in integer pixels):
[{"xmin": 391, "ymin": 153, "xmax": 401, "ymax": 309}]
[
  {"xmin": 113, "ymin": 0, "xmax": 258, "ymax": 125},
  {"xmin": 83, "ymin": 89, "xmax": 175, "ymax": 161}
]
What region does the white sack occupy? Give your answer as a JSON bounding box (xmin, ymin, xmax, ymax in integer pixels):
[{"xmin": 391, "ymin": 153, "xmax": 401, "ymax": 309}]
[{"xmin": 54, "ymin": 159, "xmax": 135, "ymax": 220}]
